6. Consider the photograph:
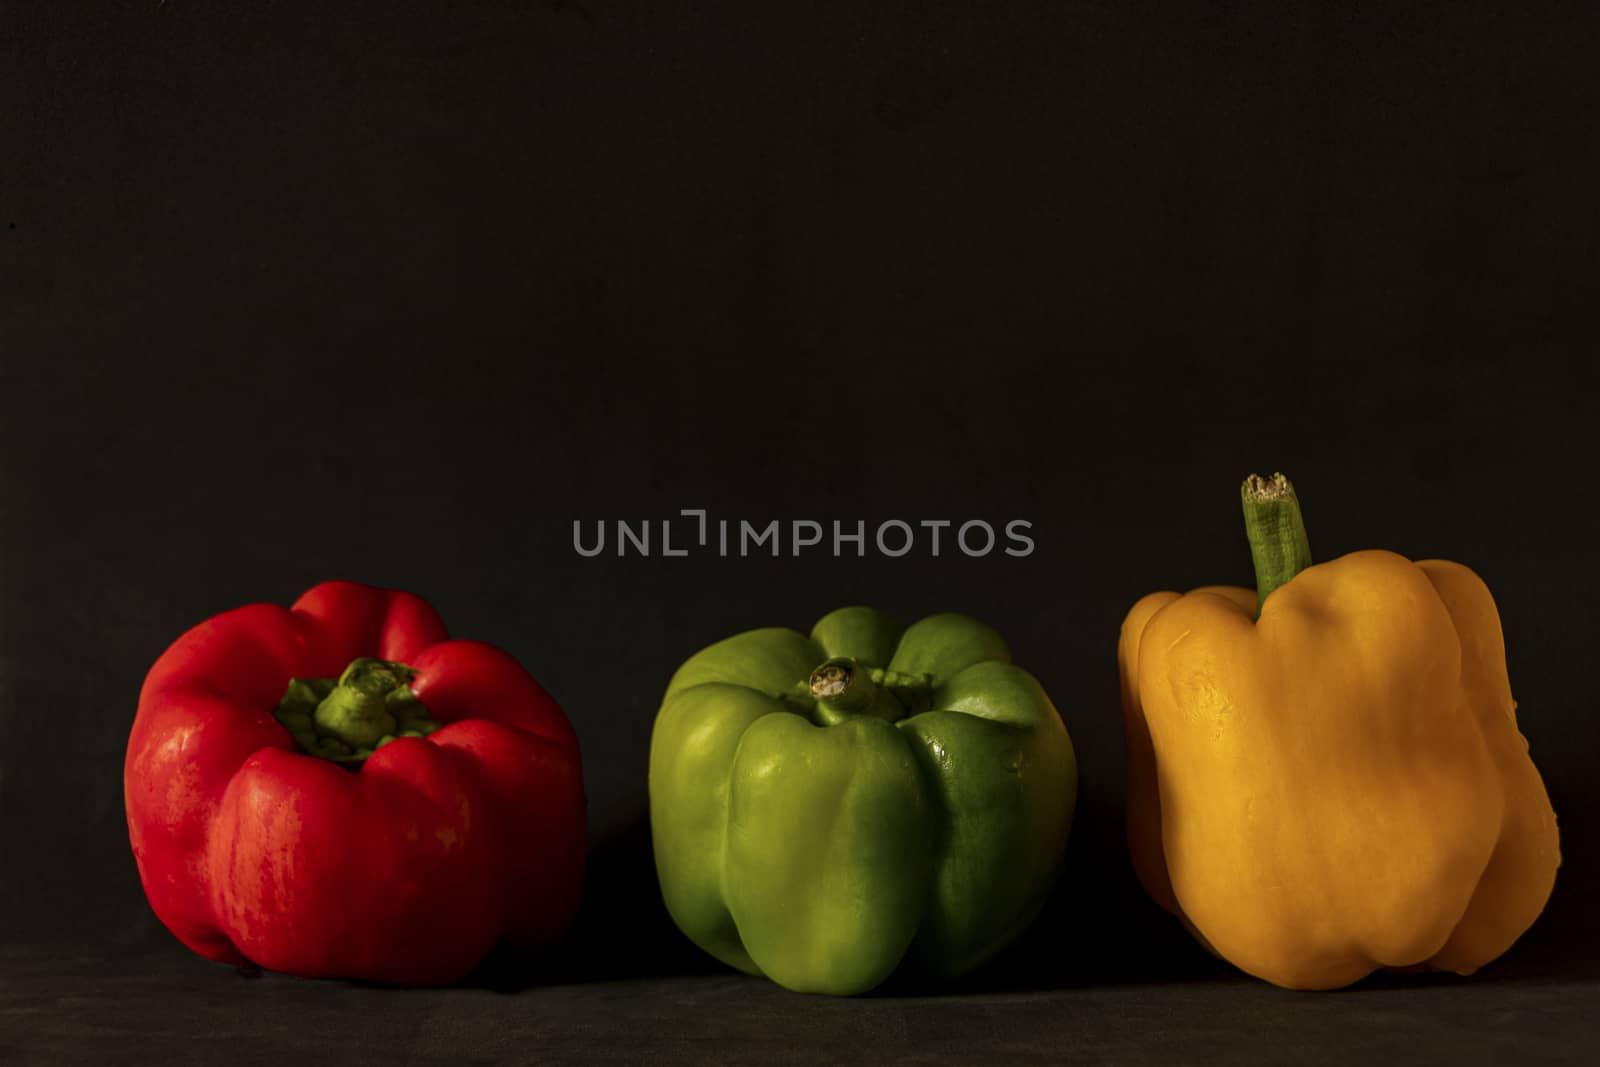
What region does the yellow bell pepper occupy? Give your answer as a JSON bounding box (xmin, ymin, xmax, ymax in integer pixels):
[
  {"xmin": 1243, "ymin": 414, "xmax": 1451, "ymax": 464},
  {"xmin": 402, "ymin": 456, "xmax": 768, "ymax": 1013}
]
[{"xmin": 1118, "ymin": 473, "xmax": 1560, "ymax": 990}]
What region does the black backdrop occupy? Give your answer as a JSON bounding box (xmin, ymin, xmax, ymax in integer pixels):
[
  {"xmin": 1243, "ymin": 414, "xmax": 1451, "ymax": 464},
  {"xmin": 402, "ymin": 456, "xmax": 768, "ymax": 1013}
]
[{"xmin": 5, "ymin": 1, "xmax": 1599, "ymax": 1059}]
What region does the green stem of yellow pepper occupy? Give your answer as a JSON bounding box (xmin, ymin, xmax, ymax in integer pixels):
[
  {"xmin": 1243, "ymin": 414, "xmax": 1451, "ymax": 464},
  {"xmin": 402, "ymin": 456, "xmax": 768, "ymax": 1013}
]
[{"xmin": 1241, "ymin": 472, "xmax": 1313, "ymax": 618}]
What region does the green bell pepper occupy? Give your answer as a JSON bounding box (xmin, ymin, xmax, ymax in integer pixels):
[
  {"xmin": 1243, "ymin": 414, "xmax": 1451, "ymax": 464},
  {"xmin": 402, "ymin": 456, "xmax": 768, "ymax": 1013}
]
[{"xmin": 649, "ymin": 606, "xmax": 1077, "ymax": 995}]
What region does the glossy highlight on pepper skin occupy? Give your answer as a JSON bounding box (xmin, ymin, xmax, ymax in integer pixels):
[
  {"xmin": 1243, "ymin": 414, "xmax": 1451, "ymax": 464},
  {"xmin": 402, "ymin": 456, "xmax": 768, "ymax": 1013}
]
[
  {"xmin": 650, "ymin": 606, "xmax": 1078, "ymax": 996},
  {"xmin": 1119, "ymin": 480, "xmax": 1560, "ymax": 991},
  {"xmin": 124, "ymin": 581, "xmax": 586, "ymax": 985}
]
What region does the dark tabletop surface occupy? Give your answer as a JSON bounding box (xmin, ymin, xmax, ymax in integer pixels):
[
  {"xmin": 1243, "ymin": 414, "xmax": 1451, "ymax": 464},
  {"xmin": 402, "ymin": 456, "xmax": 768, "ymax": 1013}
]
[
  {"xmin": 6, "ymin": 819, "xmax": 1598, "ymax": 1067},
  {"xmin": 5, "ymin": 935, "xmax": 1597, "ymax": 1065}
]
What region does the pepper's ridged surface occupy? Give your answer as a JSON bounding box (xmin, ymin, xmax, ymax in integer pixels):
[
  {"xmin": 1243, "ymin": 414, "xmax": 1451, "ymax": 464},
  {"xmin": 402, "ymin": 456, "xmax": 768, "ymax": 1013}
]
[
  {"xmin": 650, "ymin": 606, "xmax": 1078, "ymax": 995},
  {"xmin": 1119, "ymin": 552, "xmax": 1560, "ymax": 990},
  {"xmin": 124, "ymin": 581, "xmax": 586, "ymax": 984}
]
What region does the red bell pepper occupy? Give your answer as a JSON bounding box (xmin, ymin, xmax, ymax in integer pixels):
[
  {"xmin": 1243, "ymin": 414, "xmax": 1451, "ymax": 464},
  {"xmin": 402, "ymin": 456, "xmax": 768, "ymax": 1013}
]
[{"xmin": 124, "ymin": 580, "xmax": 585, "ymax": 985}]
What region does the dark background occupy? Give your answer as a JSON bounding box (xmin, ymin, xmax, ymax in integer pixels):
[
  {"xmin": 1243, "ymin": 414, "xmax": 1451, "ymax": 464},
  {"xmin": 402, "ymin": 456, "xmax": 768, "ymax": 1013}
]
[{"xmin": 5, "ymin": 2, "xmax": 1598, "ymax": 1062}]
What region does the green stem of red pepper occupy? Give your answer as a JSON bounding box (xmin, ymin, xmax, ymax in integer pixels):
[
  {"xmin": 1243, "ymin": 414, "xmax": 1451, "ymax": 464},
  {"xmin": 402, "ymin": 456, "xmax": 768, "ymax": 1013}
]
[
  {"xmin": 1241, "ymin": 471, "xmax": 1314, "ymax": 618},
  {"xmin": 273, "ymin": 657, "xmax": 441, "ymax": 763}
]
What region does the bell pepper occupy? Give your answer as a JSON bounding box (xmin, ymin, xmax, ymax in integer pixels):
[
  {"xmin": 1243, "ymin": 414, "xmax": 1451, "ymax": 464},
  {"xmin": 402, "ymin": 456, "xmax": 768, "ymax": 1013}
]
[
  {"xmin": 124, "ymin": 580, "xmax": 586, "ymax": 985},
  {"xmin": 1118, "ymin": 474, "xmax": 1560, "ymax": 990},
  {"xmin": 649, "ymin": 606, "xmax": 1077, "ymax": 995}
]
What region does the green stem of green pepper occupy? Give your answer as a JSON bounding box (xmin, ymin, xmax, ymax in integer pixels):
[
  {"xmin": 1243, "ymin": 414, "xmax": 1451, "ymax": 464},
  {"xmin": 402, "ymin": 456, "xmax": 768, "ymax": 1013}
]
[
  {"xmin": 1240, "ymin": 471, "xmax": 1314, "ymax": 618},
  {"xmin": 807, "ymin": 657, "xmax": 914, "ymax": 726},
  {"xmin": 272, "ymin": 657, "xmax": 441, "ymax": 764}
]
